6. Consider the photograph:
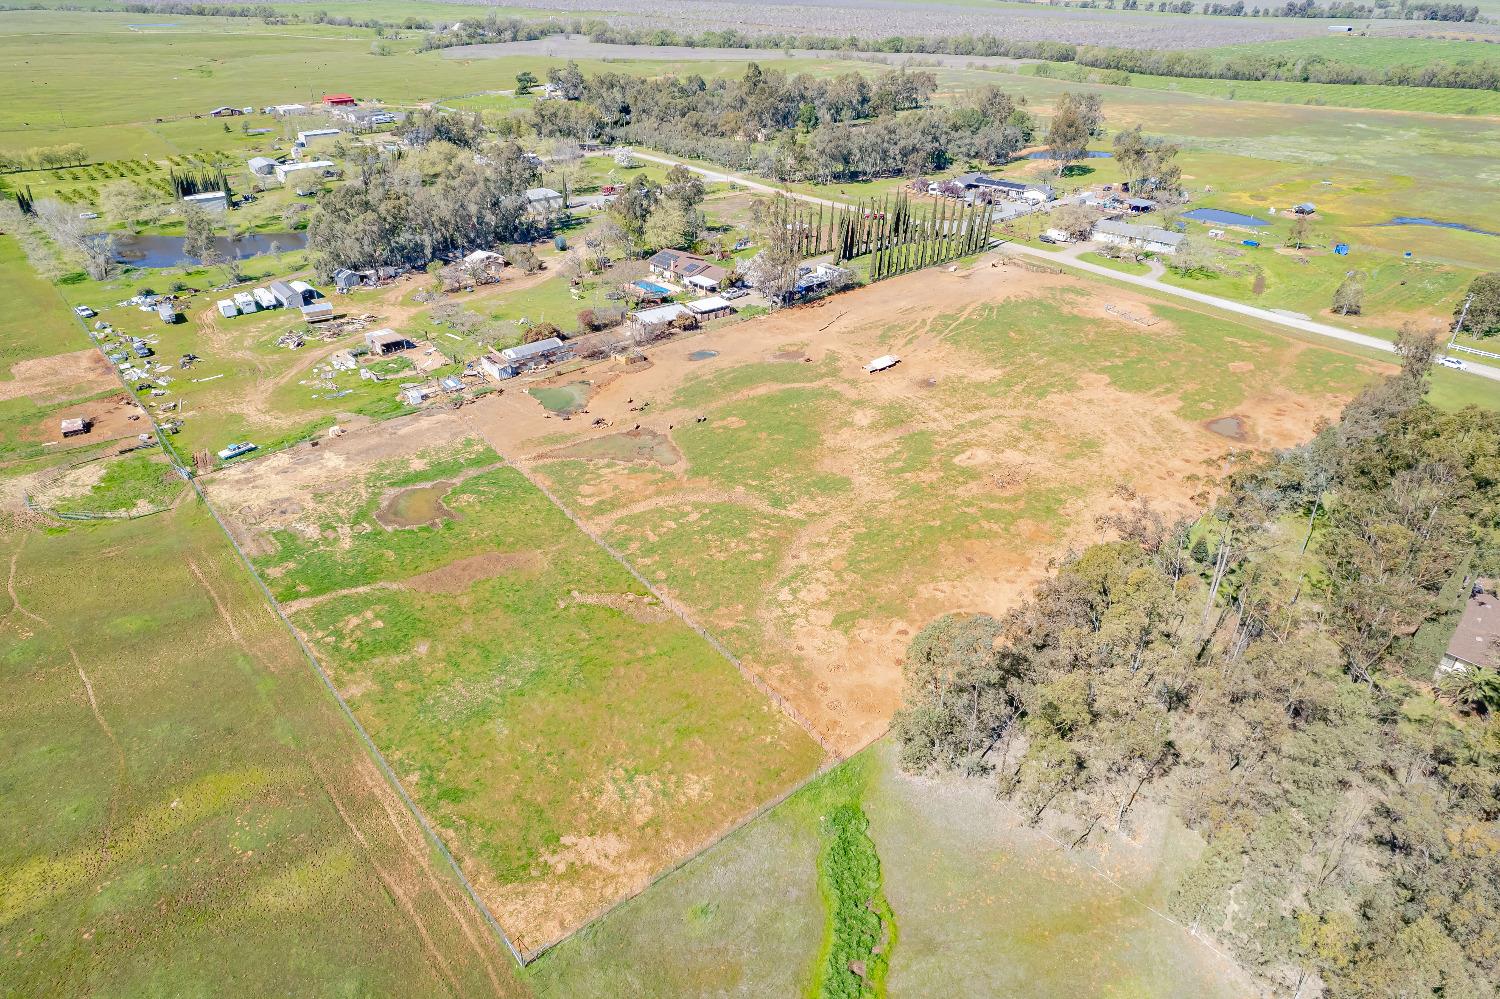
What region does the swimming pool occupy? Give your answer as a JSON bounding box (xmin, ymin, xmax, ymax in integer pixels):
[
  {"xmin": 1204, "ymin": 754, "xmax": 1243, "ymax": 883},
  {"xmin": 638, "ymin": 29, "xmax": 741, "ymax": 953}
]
[
  {"xmin": 1181, "ymin": 208, "xmax": 1269, "ymax": 228},
  {"xmin": 633, "ymin": 280, "xmax": 673, "ymax": 295}
]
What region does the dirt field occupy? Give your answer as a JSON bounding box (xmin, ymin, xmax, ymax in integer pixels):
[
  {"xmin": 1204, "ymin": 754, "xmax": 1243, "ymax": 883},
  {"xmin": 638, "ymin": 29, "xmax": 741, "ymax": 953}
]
[
  {"xmin": 466, "ymin": 258, "xmax": 1384, "ymax": 754},
  {"xmin": 25, "ymin": 393, "xmax": 146, "ymax": 448},
  {"xmin": 0, "ymin": 348, "xmax": 117, "ymax": 404}
]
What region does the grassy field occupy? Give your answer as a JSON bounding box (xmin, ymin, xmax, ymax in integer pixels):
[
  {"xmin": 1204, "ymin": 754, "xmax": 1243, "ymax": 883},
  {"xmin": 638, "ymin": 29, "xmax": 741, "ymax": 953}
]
[
  {"xmin": 529, "ymin": 741, "xmax": 1246, "ymax": 997},
  {"xmin": 0, "ymin": 234, "xmax": 84, "ymax": 378},
  {"xmin": 227, "ymin": 433, "xmax": 823, "ymax": 951},
  {"xmin": 0, "ymin": 496, "xmax": 520, "ymax": 996}
]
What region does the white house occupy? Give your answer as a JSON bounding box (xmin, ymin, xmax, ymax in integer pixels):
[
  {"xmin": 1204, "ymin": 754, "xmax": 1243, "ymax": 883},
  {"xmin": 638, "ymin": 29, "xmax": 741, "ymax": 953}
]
[
  {"xmin": 1092, "ymin": 218, "xmax": 1184, "ymax": 255},
  {"xmin": 274, "ymin": 160, "xmax": 334, "ymax": 184},
  {"xmin": 294, "ymin": 128, "xmax": 341, "ymax": 158},
  {"xmin": 270, "ymin": 103, "xmax": 309, "ymax": 116},
  {"xmin": 247, "ymin": 156, "xmax": 278, "ymax": 177},
  {"xmin": 182, "ymin": 190, "xmax": 228, "ymax": 212}
]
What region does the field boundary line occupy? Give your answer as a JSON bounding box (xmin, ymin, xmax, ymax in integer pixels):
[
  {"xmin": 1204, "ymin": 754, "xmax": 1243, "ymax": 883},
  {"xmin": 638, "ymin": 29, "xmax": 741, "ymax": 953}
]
[
  {"xmin": 44, "ymin": 278, "xmax": 528, "ymax": 975},
  {"xmin": 494, "ymin": 448, "xmax": 841, "ymax": 760}
]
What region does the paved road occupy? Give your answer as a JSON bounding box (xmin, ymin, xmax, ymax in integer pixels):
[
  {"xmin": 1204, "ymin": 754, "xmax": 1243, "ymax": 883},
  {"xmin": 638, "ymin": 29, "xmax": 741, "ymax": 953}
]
[{"xmin": 618, "ymin": 150, "xmax": 1500, "ymax": 384}]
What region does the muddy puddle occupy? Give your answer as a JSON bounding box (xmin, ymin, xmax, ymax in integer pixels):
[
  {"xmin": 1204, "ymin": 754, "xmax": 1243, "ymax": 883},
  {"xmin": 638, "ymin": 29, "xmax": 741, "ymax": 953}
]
[
  {"xmin": 376, "ymin": 481, "xmax": 457, "ymax": 528},
  {"xmin": 548, "ymin": 428, "xmax": 682, "ymax": 466},
  {"xmin": 688, "ymin": 349, "xmax": 719, "ymax": 361},
  {"xmin": 771, "ymin": 350, "xmax": 808, "ymax": 362},
  {"xmin": 1204, "ymin": 416, "xmax": 1247, "ymax": 441},
  {"xmin": 529, "ymin": 381, "xmax": 593, "ymax": 416}
]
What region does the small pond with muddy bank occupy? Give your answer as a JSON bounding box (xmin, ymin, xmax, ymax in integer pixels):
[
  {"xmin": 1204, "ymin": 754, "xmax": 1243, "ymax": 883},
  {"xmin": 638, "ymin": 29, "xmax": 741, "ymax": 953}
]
[
  {"xmin": 376, "ymin": 481, "xmax": 457, "ymax": 529},
  {"xmin": 1203, "ymin": 416, "xmax": 1247, "ymax": 441}
]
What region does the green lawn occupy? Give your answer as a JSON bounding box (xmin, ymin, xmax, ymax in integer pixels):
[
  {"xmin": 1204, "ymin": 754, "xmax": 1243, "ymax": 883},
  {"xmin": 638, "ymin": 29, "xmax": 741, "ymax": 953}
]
[
  {"xmin": 0, "ymin": 497, "xmax": 514, "ymax": 996},
  {"xmin": 245, "ymin": 438, "xmax": 823, "ymax": 952}
]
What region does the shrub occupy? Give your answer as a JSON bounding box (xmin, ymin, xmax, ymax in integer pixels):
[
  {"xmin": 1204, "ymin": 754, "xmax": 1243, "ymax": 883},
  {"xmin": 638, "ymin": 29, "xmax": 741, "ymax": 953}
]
[{"xmin": 523, "ymin": 322, "xmax": 561, "ymax": 343}]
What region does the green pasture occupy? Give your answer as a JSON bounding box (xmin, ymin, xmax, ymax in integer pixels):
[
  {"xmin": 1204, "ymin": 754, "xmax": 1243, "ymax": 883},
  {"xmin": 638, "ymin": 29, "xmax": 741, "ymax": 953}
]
[
  {"xmin": 529, "ymin": 742, "xmax": 1245, "ymax": 998},
  {"xmin": 250, "ymin": 440, "xmax": 822, "ymax": 951},
  {"xmin": 0, "ymin": 234, "xmax": 83, "ymax": 377},
  {"xmin": 0, "ymin": 498, "xmax": 511, "ymax": 997},
  {"xmin": 49, "ymin": 450, "xmax": 185, "ymax": 515}
]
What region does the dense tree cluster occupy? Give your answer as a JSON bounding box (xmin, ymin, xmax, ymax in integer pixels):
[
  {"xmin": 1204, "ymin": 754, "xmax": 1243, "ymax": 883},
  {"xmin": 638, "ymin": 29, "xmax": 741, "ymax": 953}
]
[
  {"xmin": 895, "ymin": 331, "xmax": 1500, "ymax": 997},
  {"xmin": 306, "ymin": 143, "xmax": 537, "ymax": 275},
  {"xmin": 530, "ymin": 65, "xmax": 1036, "ymax": 184},
  {"xmin": 1456, "ymin": 273, "xmax": 1500, "ymax": 339}
]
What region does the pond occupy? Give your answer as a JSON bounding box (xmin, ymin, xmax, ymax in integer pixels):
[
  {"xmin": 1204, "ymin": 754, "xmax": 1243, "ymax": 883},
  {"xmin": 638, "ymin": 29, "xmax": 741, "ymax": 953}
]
[
  {"xmin": 1181, "ymin": 208, "xmax": 1268, "ymax": 228},
  {"xmin": 528, "ymin": 381, "xmax": 593, "ymax": 416},
  {"xmin": 375, "ymin": 482, "xmax": 457, "ymax": 529},
  {"xmin": 1204, "ymin": 416, "xmax": 1247, "ymax": 441},
  {"xmin": 1373, "ymin": 217, "xmax": 1499, "ymax": 238},
  {"xmin": 111, "ymin": 231, "xmax": 308, "ymax": 268},
  {"xmin": 1024, "ymin": 150, "xmax": 1113, "ymax": 160}
]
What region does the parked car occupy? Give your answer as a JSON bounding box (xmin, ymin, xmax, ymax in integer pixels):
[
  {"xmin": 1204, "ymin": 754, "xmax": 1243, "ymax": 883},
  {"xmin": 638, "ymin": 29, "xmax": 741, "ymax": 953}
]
[
  {"xmin": 1438, "ymin": 356, "xmax": 1467, "ymax": 370},
  {"xmin": 73, "ymin": 305, "xmax": 96, "ymax": 318},
  {"xmin": 1038, "ymin": 233, "xmax": 1059, "ymax": 245},
  {"xmin": 722, "ymin": 287, "xmax": 748, "ymax": 300},
  {"xmin": 78, "ymin": 212, "xmax": 100, "ymax": 220}
]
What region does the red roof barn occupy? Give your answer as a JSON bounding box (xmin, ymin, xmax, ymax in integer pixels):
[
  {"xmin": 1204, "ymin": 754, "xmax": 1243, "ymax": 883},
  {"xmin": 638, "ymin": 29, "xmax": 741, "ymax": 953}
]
[{"xmin": 322, "ymin": 93, "xmax": 355, "ymax": 107}]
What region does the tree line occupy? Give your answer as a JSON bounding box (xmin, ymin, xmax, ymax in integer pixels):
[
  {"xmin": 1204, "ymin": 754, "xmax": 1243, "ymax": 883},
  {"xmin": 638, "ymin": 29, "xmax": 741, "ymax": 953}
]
[
  {"xmin": 407, "ymin": 18, "xmax": 1499, "ymax": 92},
  {"xmin": 0, "ymin": 143, "xmax": 90, "ymax": 173},
  {"xmin": 892, "ymin": 332, "xmax": 1500, "ymax": 997},
  {"xmin": 525, "ymin": 63, "xmax": 1045, "ymax": 185}
]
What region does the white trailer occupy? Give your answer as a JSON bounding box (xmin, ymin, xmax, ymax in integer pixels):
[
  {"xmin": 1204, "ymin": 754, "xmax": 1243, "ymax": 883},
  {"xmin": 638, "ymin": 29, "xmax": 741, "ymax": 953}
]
[
  {"xmin": 252, "ymin": 287, "xmax": 277, "ymax": 309},
  {"xmin": 217, "ymin": 299, "xmax": 238, "ymax": 319},
  {"xmin": 863, "ymin": 354, "xmax": 900, "ymax": 373},
  {"xmin": 233, "ymin": 291, "xmax": 259, "ymax": 313}
]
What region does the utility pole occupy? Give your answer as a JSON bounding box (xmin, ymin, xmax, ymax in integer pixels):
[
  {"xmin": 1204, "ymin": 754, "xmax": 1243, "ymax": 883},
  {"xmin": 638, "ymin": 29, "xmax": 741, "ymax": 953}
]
[{"xmin": 1448, "ymin": 292, "xmax": 1473, "ymax": 352}]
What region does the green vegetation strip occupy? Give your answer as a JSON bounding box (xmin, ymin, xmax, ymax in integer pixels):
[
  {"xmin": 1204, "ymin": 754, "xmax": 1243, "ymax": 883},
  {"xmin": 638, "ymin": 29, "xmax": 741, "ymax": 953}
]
[{"xmin": 814, "ymin": 804, "xmax": 895, "ymax": 999}]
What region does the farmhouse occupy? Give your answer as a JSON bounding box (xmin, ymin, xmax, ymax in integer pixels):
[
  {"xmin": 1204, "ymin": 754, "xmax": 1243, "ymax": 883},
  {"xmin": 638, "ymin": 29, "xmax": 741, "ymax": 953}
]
[
  {"xmin": 1439, "ymin": 582, "xmax": 1498, "ymax": 674},
  {"xmin": 366, "ymin": 329, "xmax": 417, "ymax": 355},
  {"xmin": 322, "ymin": 93, "xmax": 356, "ymax": 107},
  {"xmin": 337, "ymin": 107, "xmax": 399, "ymax": 129},
  {"xmin": 685, "ymin": 296, "xmax": 735, "ymax": 321},
  {"xmin": 274, "ymin": 160, "xmax": 335, "ymax": 184},
  {"xmin": 524, "ymin": 187, "xmax": 564, "ymax": 213},
  {"xmin": 648, "ymin": 249, "xmax": 728, "ymax": 290},
  {"xmin": 270, "ymin": 103, "xmax": 308, "ymax": 116},
  {"xmin": 1092, "ymin": 219, "xmax": 1184, "ymax": 255},
  {"xmin": 182, "ymin": 190, "xmax": 228, "ymax": 212},
  {"xmin": 948, "ymin": 173, "xmax": 1053, "ymax": 204},
  {"xmin": 247, "ymin": 156, "xmax": 278, "ymax": 177},
  {"xmin": 500, "ymin": 337, "xmax": 569, "ymax": 372}
]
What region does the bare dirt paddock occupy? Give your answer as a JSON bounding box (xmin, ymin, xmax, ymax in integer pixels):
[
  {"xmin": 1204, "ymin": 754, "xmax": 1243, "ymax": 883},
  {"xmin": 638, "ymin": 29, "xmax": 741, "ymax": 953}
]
[{"xmin": 465, "ymin": 258, "xmax": 1385, "ymax": 754}]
